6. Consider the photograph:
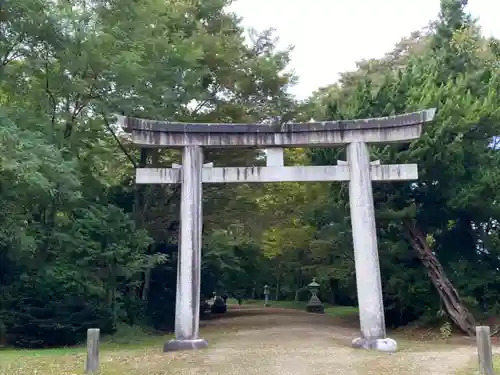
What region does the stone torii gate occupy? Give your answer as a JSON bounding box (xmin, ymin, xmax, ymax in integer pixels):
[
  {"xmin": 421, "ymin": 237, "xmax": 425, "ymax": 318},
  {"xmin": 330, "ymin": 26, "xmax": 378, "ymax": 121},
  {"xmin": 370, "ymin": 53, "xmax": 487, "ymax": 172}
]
[{"xmin": 122, "ymin": 108, "xmax": 435, "ymax": 352}]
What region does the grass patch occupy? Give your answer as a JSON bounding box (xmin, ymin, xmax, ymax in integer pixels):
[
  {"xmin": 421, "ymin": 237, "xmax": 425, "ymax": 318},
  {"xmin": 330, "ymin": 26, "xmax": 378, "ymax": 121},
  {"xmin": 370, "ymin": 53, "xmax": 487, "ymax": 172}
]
[
  {"xmin": 3, "ymin": 301, "xmax": 465, "ymax": 375},
  {"xmin": 494, "ymin": 356, "xmax": 500, "ymax": 372},
  {"xmin": 459, "ymin": 354, "xmax": 500, "ymax": 375},
  {"xmin": 0, "ymin": 324, "xmax": 232, "ymax": 375},
  {"xmin": 228, "ymin": 298, "xmax": 358, "ymax": 318},
  {"xmin": 0, "ymin": 301, "xmax": 358, "ymax": 374},
  {"xmin": 0, "ymin": 324, "xmax": 169, "ymax": 359},
  {"xmin": 0, "ymin": 325, "xmax": 171, "ymax": 361}
]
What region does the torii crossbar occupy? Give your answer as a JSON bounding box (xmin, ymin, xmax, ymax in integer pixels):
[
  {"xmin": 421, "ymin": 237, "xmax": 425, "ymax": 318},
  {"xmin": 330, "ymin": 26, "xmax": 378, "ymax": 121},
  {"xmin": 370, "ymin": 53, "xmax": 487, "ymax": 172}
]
[{"xmin": 122, "ymin": 108, "xmax": 436, "ymax": 352}]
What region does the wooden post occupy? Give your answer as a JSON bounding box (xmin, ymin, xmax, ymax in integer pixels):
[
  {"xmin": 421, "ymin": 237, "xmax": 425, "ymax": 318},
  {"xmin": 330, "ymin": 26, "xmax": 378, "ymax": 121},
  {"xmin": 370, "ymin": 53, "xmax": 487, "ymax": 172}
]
[
  {"xmin": 85, "ymin": 328, "xmax": 100, "ymax": 374},
  {"xmin": 476, "ymin": 326, "xmax": 495, "ymax": 375}
]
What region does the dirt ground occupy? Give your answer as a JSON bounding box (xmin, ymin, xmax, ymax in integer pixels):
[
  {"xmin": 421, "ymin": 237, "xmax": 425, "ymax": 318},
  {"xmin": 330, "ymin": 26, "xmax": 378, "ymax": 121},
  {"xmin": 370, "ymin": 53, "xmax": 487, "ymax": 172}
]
[
  {"xmin": 2, "ymin": 307, "xmax": 491, "ymax": 375},
  {"xmin": 155, "ymin": 308, "xmax": 485, "ymax": 375}
]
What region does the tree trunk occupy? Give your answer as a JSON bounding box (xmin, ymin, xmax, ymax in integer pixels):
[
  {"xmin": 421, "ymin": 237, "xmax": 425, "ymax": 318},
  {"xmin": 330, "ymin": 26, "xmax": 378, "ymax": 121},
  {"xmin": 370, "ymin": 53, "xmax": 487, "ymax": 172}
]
[
  {"xmin": 275, "ymin": 274, "xmax": 280, "ymax": 301},
  {"xmin": 141, "ymin": 266, "xmax": 152, "ymax": 301},
  {"xmin": 403, "ymin": 219, "xmax": 476, "ymax": 336},
  {"xmin": 294, "ymin": 270, "xmax": 302, "ymax": 302},
  {"xmin": 329, "ymin": 278, "xmax": 337, "ymax": 305},
  {"xmin": 107, "ymin": 283, "xmax": 118, "ymax": 325},
  {"xmin": 134, "ymin": 149, "xmax": 148, "ymax": 225},
  {"xmin": 135, "ymin": 149, "xmax": 151, "ymax": 302},
  {"xmin": 0, "ymin": 321, "xmax": 6, "ymax": 348}
]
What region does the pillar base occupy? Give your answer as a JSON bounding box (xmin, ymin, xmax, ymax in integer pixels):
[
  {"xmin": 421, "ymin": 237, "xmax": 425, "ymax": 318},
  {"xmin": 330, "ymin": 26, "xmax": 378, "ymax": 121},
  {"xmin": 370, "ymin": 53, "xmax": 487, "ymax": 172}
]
[
  {"xmin": 351, "ymin": 337, "xmax": 397, "ymax": 352},
  {"xmin": 163, "ymin": 338, "xmax": 208, "ymax": 352}
]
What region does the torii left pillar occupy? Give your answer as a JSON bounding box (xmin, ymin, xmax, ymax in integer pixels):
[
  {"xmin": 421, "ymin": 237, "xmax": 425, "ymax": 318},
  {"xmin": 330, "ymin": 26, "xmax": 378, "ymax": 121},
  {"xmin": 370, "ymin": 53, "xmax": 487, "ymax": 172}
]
[{"xmin": 163, "ymin": 145, "xmax": 208, "ymax": 351}]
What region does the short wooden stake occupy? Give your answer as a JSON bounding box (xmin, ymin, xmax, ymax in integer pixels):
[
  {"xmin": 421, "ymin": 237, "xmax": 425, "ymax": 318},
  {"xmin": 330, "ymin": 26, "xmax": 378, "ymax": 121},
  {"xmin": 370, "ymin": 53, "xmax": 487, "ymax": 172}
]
[
  {"xmin": 476, "ymin": 326, "xmax": 495, "ymax": 375},
  {"xmin": 85, "ymin": 328, "xmax": 100, "ymax": 374}
]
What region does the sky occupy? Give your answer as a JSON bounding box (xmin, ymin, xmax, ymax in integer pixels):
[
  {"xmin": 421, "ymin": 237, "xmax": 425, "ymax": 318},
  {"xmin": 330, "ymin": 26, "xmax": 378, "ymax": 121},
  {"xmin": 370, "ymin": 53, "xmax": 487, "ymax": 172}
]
[{"xmin": 228, "ymin": 0, "xmax": 500, "ymax": 99}]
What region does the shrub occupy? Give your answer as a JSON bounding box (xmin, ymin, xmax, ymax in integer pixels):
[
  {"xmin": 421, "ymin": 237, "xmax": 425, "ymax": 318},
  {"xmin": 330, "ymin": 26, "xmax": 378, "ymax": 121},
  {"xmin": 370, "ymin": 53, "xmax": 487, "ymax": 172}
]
[
  {"xmin": 210, "ymin": 297, "xmax": 227, "ymax": 314},
  {"xmin": 200, "ymin": 300, "xmax": 210, "ymax": 318}
]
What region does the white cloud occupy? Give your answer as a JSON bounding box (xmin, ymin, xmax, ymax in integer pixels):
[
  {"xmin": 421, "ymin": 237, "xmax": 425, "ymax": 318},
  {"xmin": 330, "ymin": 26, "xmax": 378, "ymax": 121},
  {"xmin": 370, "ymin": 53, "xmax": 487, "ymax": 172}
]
[{"xmin": 229, "ymin": 0, "xmax": 500, "ymax": 99}]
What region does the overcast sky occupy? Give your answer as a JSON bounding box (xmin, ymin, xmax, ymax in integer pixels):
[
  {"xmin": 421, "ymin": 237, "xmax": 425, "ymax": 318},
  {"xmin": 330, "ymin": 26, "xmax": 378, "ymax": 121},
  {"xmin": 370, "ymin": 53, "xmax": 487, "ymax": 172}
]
[{"xmin": 229, "ymin": 0, "xmax": 500, "ymax": 99}]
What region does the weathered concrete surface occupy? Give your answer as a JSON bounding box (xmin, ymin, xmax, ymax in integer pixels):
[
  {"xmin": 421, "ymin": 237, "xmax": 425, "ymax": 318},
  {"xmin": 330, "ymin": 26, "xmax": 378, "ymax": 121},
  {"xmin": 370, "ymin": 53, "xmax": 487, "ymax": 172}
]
[
  {"xmin": 122, "ymin": 109, "xmax": 435, "ymax": 148},
  {"xmin": 370, "ymin": 164, "xmax": 418, "ymax": 181},
  {"xmin": 123, "ymin": 109, "xmax": 435, "ymax": 133},
  {"xmin": 164, "ymin": 338, "xmax": 208, "ymax": 352},
  {"xmin": 351, "ymin": 337, "xmax": 398, "ymax": 352},
  {"xmin": 131, "ymin": 125, "xmax": 423, "ymax": 147},
  {"xmin": 347, "ymin": 142, "xmax": 386, "ymax": 342},
  {"xmin": 266, "ymin": 148, "xmax": 284, "ymax": 166},
  {"xmin": 135, "ymin": 164, "xmax": 418, "ymax": 184},
  {"xmin": 173, "ymin": 145, "xmax": 206, "ymax": 348}
]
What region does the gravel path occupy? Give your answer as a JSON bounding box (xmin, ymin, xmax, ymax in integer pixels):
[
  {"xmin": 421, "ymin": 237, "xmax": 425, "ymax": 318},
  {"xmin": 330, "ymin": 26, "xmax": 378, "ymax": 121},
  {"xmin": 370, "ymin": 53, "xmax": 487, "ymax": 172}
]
[
  {"xmin": 136, "ymin": 310, "xmax": 482, "ymax": 375},
  {"xmin": 2, "ymin": 308, "xmax": 491, "ymax": 375}
]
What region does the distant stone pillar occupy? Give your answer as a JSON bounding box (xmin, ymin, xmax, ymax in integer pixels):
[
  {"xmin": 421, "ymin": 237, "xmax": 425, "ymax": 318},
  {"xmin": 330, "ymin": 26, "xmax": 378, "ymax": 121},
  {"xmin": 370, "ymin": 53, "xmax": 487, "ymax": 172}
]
[
  {"xmin": 264, "ymin": 285, "xmax": 270, "ymax": 307},
  {"xmin": 164, "ymin": 145, "xmax": 208, "ymax": 352},
  {"xmin": 347, "ymin": 142, "xmax": 392, "ymax": 350}
]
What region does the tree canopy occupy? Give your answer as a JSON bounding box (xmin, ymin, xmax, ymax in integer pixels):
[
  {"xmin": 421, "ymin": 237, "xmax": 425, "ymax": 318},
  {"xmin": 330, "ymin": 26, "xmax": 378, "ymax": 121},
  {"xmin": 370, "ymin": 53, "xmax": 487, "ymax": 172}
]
[{"xmin": 1, "ymin": 0, "xmax": 499, "ymax": 347}]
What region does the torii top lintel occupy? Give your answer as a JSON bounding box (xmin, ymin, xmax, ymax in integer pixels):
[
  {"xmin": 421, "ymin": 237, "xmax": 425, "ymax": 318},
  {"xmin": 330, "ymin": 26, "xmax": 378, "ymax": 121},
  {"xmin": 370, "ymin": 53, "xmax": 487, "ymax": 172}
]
[{"xmin": 122, "ymin": 108, "xmax": 436, "ymax": 148}]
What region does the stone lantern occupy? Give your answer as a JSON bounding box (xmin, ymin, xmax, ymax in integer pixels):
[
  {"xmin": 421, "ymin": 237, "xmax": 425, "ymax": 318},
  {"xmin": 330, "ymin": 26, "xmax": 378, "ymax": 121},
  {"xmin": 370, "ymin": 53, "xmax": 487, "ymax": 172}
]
[
  {"xmin": 263, "ymin": 285, "xmax": 270, "ymax": 307},
  {"xmin": 306, "ymin": 278, "xmax": 324, "ymax": 313}
]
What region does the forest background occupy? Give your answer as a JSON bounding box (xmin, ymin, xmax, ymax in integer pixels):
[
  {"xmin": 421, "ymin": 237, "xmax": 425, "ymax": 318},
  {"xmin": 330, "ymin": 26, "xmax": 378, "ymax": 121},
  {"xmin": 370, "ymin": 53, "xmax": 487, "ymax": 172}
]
[{"xmin": 1, "ymin": 0, "xmax": 500, "ymax": 347}]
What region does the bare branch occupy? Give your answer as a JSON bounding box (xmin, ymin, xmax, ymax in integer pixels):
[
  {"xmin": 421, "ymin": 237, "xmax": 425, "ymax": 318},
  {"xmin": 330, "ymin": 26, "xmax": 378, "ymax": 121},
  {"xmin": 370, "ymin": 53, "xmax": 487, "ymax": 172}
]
[
  {"xmin": 191, "ymin": 99, "xmax": 209, "ymax": 116},
  {"xmin": 102, "ymin": 113, "xmax": 138, "ymax": 168},
  {"xmin": 44, "ymin": 63, "xmax": 57, "ymax": 127}
]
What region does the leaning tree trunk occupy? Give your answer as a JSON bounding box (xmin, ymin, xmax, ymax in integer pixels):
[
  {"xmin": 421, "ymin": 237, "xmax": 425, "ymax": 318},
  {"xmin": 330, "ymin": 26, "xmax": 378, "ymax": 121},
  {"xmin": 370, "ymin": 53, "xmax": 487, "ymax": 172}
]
[{"xmin": 403, "ymin": 219, "xmax": 476, "ymax": 336}]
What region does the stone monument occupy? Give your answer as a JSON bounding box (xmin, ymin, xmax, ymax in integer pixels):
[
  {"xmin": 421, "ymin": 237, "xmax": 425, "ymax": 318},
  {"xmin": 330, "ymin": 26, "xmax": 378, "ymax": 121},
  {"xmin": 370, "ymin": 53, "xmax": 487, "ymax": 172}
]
[
  {"xmin": 122, "ymin": 108, "xmax": 436, "ymax": 352},
  {"xmin": 264, "ymin": 285, "xmax": 270, "ymax": 307},
  {"xmin": 305, "ymin": 278, "xmax": 324, "ymax": 314}
]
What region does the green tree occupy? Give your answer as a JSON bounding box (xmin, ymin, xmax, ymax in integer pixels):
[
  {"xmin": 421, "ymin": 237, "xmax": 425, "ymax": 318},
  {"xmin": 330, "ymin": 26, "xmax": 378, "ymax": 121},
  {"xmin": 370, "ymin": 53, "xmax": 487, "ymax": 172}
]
[
  {"xmin": 306, "ymin": 0, "xmax": 500, "ymax": 334},
  {"xmin": 0, "ymin": 0, "xmax": 296, "ymax": 346}
]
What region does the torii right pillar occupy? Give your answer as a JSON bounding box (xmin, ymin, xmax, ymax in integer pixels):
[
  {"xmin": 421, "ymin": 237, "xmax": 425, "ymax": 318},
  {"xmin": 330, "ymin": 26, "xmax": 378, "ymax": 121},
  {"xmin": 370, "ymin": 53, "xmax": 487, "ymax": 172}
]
[{"xmin": 347, "ymin": 142, "xmax": 395, "ymax": 351}]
